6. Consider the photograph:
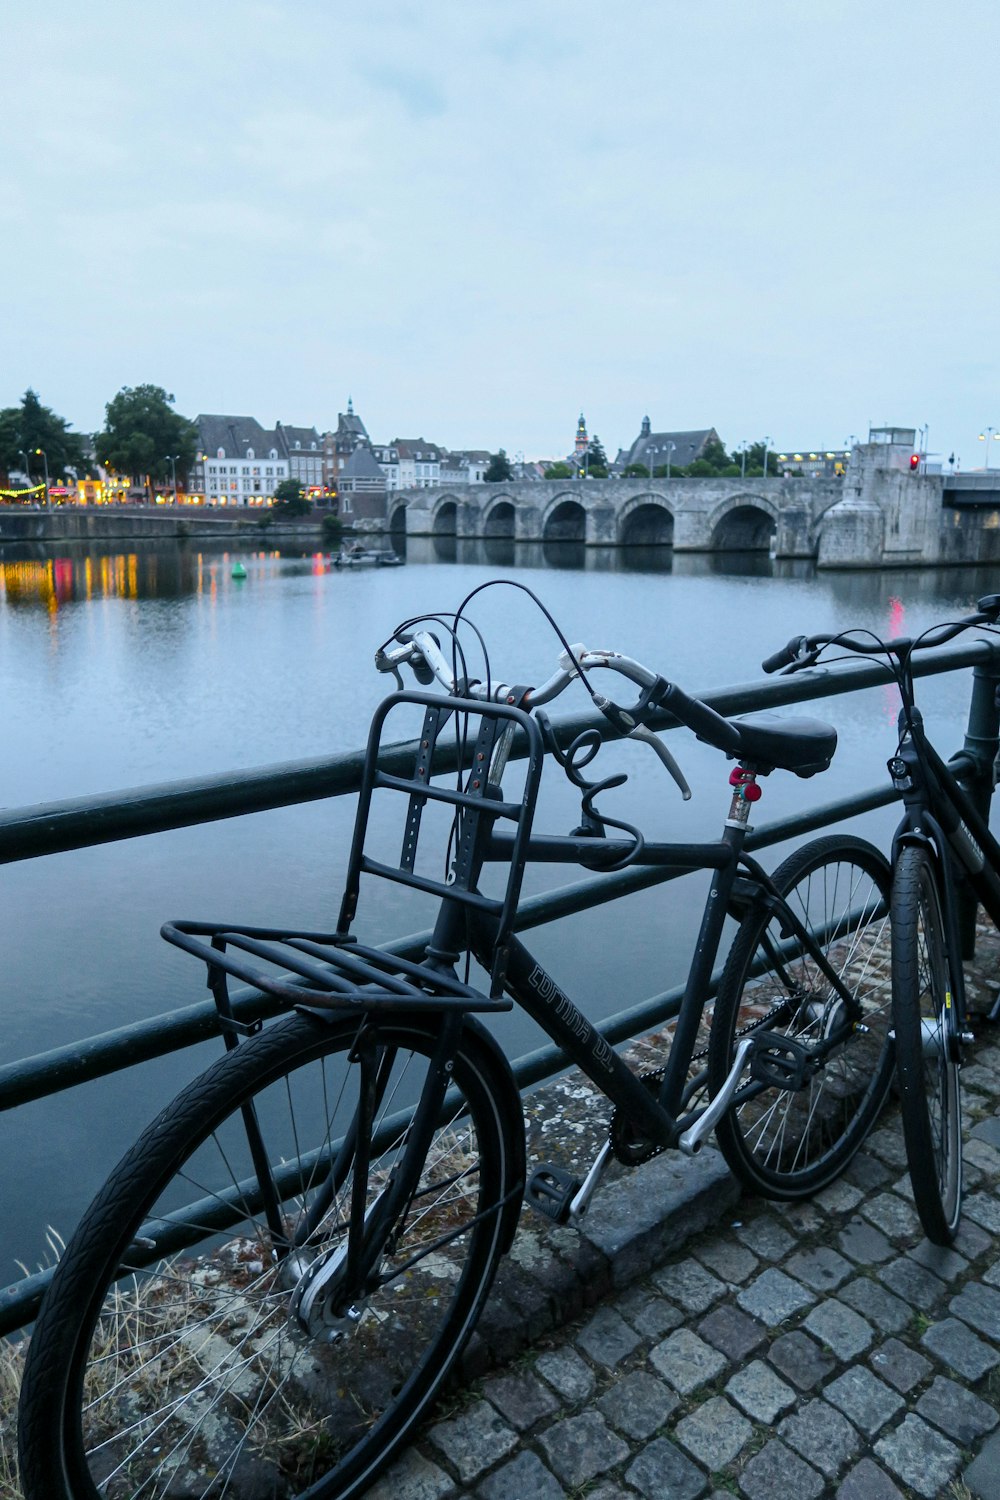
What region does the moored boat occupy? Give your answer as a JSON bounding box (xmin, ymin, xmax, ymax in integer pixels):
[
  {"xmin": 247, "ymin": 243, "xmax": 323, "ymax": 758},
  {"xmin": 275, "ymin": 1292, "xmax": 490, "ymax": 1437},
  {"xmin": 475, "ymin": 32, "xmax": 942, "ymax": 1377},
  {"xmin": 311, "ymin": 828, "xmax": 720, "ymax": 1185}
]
[{"xmin": 333, "ymin": 546, "xmax": 404, "ymax": 568}]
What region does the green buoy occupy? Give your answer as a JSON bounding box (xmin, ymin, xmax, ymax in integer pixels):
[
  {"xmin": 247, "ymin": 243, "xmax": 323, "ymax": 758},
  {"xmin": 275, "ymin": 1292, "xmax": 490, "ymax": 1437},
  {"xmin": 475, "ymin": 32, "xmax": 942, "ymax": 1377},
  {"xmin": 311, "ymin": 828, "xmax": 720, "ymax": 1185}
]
[{"xmin": 232, "ymin": 562, "xmax": 247, "ymax": 579}]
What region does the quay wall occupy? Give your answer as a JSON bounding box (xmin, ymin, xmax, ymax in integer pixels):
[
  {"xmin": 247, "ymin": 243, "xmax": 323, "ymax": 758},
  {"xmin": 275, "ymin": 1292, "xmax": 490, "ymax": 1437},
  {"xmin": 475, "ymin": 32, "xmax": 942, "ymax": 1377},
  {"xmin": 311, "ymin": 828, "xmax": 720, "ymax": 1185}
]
[{"xmin": 0, "ymin": 507, "xmax": 322, "ymax": 544}]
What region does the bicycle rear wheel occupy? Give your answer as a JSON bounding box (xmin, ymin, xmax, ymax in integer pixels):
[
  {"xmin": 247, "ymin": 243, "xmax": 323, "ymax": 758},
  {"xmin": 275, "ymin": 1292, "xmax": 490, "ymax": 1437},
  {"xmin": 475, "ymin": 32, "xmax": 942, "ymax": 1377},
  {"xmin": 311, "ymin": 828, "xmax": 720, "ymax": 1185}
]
[
  {"xmin": 891, "ymin": 844, "xmax": 962, "ymax": 1245},
  {"xmin": 18, "ymin": 1011, "xmax": 520, "ymax": 1500},
  {"xmin": 708, "ymin": 835, "xmax": 894, "ymax": 1198}
]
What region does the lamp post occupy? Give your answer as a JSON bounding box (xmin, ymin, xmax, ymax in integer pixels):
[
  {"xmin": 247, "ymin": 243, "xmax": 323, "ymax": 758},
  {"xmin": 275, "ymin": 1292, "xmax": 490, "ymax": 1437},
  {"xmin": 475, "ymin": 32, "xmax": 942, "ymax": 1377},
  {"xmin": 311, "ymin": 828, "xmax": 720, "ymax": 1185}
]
[
  {"xmin": 978, "ymin": 428, "xmax": 998, "ymax": 472},
  {"xmin": 34, "ymin": 444, "xmax": 50, "ymax": 510},
  {"xmin": 762, "ymin": 436, "xmax": 771, "ymax": 480},
  {"xmin": 18, "ymin": 450, "xmax": 32, "ymax": 497},
  {"xmin": 164, "ymin": 454, "xmax": 179, "ymax": 504},
  {"xmin": 650, "ymin": 441, "xmax": 676, "ymax": 479}
]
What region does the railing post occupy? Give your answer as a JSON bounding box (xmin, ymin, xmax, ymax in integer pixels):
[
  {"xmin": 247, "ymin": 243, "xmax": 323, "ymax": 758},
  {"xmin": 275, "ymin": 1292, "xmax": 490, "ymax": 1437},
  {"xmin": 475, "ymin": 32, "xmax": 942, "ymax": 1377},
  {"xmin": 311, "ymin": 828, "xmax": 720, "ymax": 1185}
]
[{"xmin": 957, "ymin": 652, "xmax": 1000, "ymax": 957}]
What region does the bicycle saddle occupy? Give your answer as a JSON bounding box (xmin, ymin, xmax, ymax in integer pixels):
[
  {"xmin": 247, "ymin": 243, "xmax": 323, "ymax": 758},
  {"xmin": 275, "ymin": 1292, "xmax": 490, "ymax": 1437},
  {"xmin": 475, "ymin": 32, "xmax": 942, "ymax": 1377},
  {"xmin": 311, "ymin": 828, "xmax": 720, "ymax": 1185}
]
[{"xmin": 731, "ymin": 712, "xmax": 837, "ymax": 777}]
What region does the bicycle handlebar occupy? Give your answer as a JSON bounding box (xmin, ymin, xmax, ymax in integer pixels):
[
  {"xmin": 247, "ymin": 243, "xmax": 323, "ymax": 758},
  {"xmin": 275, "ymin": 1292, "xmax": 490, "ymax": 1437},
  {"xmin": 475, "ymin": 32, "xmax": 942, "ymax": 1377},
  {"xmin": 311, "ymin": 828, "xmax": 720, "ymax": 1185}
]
[
  {"xmin": 375, "ymin": 633, "xmax": 743, "ymax": 798},
  {"xmin": 761, "ymin": 595, "xmax": 1000, "ymax": 676}
]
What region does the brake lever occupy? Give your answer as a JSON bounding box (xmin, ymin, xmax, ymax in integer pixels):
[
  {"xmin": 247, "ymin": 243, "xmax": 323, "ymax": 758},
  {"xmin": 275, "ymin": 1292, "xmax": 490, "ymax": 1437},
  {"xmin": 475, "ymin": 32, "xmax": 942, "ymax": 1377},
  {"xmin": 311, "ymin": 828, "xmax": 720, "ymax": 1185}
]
[
  {"xmin": 781, "ymin": 648, "xmax": 823, "ymax": 675},
  {"xmin": 628, "ymin": 725, "xmax": 692, "ymax": 800},
  {"xmin": 374, "ymin": 647, "xmax": 405, "ymax": 690}
]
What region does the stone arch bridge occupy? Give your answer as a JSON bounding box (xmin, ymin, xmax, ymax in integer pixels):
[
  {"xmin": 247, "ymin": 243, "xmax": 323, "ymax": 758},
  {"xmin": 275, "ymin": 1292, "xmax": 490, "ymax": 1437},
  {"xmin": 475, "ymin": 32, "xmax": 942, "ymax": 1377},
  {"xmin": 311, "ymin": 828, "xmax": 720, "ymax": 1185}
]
[{"xmin": 393, "ymin": 477, "xmax": 843, "ymax": 556}]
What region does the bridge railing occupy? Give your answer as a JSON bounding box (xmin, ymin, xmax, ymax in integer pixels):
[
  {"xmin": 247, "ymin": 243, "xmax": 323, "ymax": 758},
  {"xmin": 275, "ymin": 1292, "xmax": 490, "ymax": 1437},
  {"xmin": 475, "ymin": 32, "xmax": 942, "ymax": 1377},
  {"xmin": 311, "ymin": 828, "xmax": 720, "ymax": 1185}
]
[{"xmin": 2, "ymin": 639, "xmax": 999, "ymax": 1332}]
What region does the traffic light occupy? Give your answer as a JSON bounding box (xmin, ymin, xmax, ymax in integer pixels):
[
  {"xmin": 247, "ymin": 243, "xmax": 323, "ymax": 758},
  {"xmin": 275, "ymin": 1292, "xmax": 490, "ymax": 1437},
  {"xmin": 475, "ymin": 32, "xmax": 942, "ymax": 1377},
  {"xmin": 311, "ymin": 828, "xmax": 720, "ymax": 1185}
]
[{"xmin": 909, "ymin": 454, "xmax": 920, "ymax": 472}]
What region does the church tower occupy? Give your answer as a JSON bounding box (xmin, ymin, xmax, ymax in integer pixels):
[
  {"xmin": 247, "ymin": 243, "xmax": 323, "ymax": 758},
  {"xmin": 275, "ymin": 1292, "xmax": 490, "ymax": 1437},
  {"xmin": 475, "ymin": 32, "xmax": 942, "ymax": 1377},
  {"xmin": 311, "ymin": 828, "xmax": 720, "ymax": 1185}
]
[{"xmin": 574, "ymin": 413, "xmax": 589, "ymax": 455}]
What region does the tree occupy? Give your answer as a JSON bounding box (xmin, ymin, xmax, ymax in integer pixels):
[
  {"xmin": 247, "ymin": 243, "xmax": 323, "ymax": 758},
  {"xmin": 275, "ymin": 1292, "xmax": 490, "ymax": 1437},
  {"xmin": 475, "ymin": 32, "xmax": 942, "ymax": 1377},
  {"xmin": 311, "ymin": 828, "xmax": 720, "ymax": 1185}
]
[
  {"xmin": 544, "ymin": 461, "xmax": 573, "ymax": 479},
  {"xmin": 0, "ymin": 389, "xmax": 89, "ymax": 481},
  {"xmin": 733, "ymin": 440, "xmax": 771, "ymax": 478},
  {"xmin": 484, "ymin": 449, "xmax": 513, "ymax": 483},
  {"xmin": 584, "ymin": 436, "xmax": 609, "ymax": 478},
  {"xmin": 623, "ymin": 463, "xmax": 650, "ymax": 478},
  {"xmin": 271, "ymin": 478, "xmax": 311, "ymax": 516},
  {"xmin": 699, "ymin": 437, "xmax": 730, "ymax": 472},
  {"xmin": 95, "ymin": 385, "xmax": 197, "ymax": 500}
]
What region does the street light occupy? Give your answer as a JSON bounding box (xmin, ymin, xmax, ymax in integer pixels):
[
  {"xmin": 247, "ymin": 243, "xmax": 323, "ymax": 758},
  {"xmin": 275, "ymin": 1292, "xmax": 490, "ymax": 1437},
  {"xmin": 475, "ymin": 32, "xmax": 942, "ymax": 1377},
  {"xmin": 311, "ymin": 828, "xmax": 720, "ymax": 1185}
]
[
  {"xmin": 978, "ymin": 428, "xmax": 999, "ymax": 471},
  {"xmin": 23, "ymin": 447, "xmax": 51, "ymax": 509},
  {"xmin": 762, "ymin": 437, "xmax": 771, "ymax": 479},
  {"xmin": 164, "ymin": 454, "xmax": 179, "ymax": 504},
  {"xmin": 35, "ymin": 447, "xmax": 49, "ymax": 513},
  {"xmin": 740, "ymin": 441, "xmax": 748, "ymax": 480},
  {"xmin": 649, "ymin": 441, "xmax": 676, "ymax": 479}
]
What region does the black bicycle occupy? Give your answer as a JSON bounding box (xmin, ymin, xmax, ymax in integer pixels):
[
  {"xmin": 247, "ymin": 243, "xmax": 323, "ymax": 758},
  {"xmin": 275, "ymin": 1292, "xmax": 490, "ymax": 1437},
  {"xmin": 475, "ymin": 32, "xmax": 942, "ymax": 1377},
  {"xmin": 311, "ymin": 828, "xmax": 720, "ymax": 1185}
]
[
  {"xmin": 761, "ymin": 593, "xmax": 1000, "ymax": 1245},
  {"xmin": 19, "ymin": 585, "xmax": 895, "ymax": 1500}
]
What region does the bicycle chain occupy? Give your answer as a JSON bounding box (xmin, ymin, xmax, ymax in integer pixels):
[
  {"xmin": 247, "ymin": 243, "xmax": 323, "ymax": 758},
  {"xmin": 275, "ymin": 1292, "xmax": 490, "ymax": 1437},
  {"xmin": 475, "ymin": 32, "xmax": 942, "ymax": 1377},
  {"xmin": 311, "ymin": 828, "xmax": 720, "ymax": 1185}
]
[{"xmin": 609, "ymin": 998, "xmax": 794, "ymax": 1166}]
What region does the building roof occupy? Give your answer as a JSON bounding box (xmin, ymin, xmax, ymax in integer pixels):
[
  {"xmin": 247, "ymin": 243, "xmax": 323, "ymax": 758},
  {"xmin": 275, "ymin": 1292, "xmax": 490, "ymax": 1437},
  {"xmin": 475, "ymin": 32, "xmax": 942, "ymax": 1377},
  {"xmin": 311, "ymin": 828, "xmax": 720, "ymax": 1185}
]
[
  {"xmin": 616, "ymin": 425, "xmax": 719, "ymax": 472},
  {"xmin": 196, "ymin": 415, "xmax": 280, "ymax": 459},
  {"xmin": 393, "ymin": 439, "xmax": 443, "ymax": 460},
  {"xmin": 340, "ymin": 445, "xmax": 386, "ymax": 484},
  {"xmin": 275, "ymin": 423, "xmax": 322, "ymax": 453},
  {"xmin": 334, "ymin": 398, "xmax": 369, "ymax": 444}
]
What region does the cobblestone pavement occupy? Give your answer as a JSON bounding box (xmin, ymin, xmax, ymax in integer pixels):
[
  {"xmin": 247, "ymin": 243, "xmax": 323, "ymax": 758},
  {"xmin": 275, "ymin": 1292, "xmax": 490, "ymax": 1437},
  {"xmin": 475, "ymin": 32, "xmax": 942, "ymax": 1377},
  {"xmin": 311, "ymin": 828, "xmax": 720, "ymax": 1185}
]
[{"xmin": 369, "ymin": 940, "xmax": 1000, "ymax": 1500}]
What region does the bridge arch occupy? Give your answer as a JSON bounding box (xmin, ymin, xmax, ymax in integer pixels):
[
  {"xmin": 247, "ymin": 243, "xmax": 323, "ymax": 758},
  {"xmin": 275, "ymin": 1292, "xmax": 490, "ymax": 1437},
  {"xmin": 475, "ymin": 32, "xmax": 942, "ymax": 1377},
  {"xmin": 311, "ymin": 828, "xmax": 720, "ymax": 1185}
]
[
  {"xmin": 482, "ymin": 493, "xmax": 516, "ymax": 537},
  {"xmin": 707, "ymin": 493, "xmax": 779, "ymax": 551},
  {"xmin": 388, "ymin": 500, "xmax": 408, "ymax": 536},
  {"xmin": 542, "ymin": 491, "xmax": 586, "ymax": 542},
  {"xmin": 618, "ymin": 493, "xmax": 675, "ymax": 546},
  {"xmin": 430, "ymin": 495, "xmax": 458, "ymax": 536}
]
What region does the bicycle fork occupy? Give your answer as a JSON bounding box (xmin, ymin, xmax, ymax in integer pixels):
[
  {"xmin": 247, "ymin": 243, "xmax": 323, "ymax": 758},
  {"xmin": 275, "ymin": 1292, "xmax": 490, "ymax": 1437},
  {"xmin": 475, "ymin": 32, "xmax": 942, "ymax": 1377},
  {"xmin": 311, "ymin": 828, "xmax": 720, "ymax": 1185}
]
[{"xmin": 287, "ymin": 1012, "xmax": 466, "ymax": 1337}]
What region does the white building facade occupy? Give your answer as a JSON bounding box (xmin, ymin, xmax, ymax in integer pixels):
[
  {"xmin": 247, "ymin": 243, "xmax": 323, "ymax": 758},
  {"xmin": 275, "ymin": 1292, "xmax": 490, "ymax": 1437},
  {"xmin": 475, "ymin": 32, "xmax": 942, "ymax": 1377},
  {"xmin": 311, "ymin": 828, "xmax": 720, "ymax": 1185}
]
[{"xmin": 188, "ymin": 416, "xmax": 289, "ymax": 505}]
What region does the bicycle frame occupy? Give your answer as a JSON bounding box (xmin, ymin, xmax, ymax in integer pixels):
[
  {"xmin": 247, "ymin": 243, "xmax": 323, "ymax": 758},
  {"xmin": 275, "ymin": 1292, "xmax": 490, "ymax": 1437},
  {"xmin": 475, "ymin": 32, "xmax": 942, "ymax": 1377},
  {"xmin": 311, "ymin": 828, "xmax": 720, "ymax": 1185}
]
[
  {"xmin": 891, "ymin": 704, "xmax": 1000, "ymax": 1026},
  {"xmin": 431, "ymin": 806, "xmax": 875, "ymax": 1159}
]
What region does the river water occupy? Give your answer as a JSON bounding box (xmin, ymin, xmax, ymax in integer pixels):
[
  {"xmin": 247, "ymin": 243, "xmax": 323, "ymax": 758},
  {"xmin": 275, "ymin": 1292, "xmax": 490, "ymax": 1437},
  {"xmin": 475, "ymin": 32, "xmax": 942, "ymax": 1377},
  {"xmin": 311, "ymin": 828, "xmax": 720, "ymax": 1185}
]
[{"xmin": 1, "ymin": 533, "xmax": 997, "ymax": 1282}]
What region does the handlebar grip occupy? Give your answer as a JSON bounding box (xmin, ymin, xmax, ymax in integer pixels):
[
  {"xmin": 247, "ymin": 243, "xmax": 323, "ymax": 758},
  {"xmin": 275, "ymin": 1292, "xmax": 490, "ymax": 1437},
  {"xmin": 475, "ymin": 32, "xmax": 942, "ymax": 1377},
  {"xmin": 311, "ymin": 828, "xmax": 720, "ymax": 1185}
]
[
  {"xmin": 395, "ymin": 630, "xmax": 442, "ymax": 685},
  {"xmin": 761, "ymin": 635, "xmax": 808, "ymax": 674},
  {"xmin": 658, "ymin": 681, "xmax": 742, "ymax": 753}
]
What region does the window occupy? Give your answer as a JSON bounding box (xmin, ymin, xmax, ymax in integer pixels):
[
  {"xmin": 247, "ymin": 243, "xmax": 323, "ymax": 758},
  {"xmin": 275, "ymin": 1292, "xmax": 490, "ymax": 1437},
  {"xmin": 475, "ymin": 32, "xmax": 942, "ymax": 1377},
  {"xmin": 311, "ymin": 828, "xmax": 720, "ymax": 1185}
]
[
  {"xmin": 217, "ymin": 448, "xmax": 226, "ymax": 459},
  {"xmin": 342, "ymin": 497, "xmax": 352, "ymax": 514},
  {"xmin": 246, "ymin": 448, "xmax": 255, "ymax": 460},
  {"xmin": 230, "ymin": 466, "xmax": 237, "ymax": 475}
]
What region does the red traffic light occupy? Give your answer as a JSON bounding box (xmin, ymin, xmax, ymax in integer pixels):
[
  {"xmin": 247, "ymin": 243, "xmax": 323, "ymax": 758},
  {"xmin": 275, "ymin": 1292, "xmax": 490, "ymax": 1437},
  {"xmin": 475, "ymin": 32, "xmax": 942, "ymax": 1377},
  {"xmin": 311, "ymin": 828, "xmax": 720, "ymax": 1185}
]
[{"xmin": 909, "ymin": 453, "xmax": 920, "ymax": 471}]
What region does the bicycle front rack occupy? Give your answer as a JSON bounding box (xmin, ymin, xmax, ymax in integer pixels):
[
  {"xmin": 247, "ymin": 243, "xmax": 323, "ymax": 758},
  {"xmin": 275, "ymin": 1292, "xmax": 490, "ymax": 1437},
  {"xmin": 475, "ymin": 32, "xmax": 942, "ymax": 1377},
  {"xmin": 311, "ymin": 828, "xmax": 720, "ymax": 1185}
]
[{"xmin": 163, "ymin": 691, "xmax": 547, "ymax": 1019}]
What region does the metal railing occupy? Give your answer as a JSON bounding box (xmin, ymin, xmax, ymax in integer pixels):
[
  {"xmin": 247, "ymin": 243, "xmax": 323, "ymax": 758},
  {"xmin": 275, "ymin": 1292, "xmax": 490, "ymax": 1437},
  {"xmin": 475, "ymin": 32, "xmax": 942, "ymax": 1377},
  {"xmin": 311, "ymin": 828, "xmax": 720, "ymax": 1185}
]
[{"xmin": 2, "ymin": 639, "xmax": 999, "ymax": 1332}]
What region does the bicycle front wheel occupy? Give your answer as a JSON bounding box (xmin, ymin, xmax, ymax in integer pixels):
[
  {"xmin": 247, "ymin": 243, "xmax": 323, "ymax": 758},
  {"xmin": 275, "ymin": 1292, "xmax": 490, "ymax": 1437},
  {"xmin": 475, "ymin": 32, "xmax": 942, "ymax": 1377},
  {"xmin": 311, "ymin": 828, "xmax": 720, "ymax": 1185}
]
[
  {"xmin": 891, "ymin": 844, "xmax": 963, "ymax": 1245},
  {"xmin": 19, "ymin": 1011, "xmax": 520, "ymax": 1500},
  {"xmin": 708, "ymin": 835, "xmax": 894, "ymax": 1199}
]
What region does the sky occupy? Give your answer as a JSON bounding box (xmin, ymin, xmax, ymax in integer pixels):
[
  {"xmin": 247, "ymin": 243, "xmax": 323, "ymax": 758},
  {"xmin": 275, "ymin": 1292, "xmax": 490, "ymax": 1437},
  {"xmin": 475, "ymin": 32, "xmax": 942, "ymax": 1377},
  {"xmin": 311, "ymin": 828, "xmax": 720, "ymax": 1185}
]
[{"xmin": 2, "ymin": 0, "xmax": 998, "ymax": 467}]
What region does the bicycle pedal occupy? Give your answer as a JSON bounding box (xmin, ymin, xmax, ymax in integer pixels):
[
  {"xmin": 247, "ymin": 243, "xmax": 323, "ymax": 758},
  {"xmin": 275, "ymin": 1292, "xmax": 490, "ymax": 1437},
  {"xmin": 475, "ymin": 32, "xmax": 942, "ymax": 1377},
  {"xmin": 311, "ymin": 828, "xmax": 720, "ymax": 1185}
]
[
  {"xmin": 749, "ymin": 1031, "xmax": 810, "ymax": 1091},
  {"xmin": 525, "ymin": 1164, "xmax": 582, "ymax": 1225}
]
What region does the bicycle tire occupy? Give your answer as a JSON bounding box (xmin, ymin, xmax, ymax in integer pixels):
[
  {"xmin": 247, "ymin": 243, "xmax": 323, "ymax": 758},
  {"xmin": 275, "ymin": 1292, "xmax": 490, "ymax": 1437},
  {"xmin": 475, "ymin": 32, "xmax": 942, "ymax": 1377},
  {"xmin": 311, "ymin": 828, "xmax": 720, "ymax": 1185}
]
[
  {"xmin": 19, "ymin": 1010, "xmax": 521, "ymax": 1500},
  {"xmin": 708, "ymin": 834, "xmax": 894, "ymax": 1198},
  {"xmin": 891, "ymin": 843, "xmax": 962, "ymax": 1245}
]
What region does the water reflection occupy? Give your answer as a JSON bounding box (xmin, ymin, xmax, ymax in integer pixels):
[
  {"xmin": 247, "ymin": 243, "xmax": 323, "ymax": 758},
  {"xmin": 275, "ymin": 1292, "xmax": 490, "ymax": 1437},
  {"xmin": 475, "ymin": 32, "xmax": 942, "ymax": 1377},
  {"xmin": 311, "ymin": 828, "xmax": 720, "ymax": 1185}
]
[
  {"xmin": 3, "ymin": 535, "xmax": 998, "ymax": 615},
  {"xmin": 0, "ymin": 540, "xmax": 326, "ymax": 611}
]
